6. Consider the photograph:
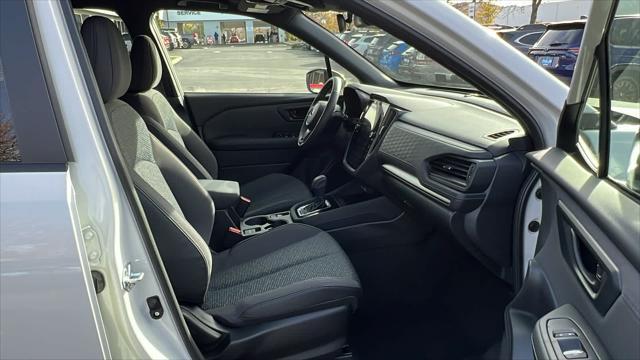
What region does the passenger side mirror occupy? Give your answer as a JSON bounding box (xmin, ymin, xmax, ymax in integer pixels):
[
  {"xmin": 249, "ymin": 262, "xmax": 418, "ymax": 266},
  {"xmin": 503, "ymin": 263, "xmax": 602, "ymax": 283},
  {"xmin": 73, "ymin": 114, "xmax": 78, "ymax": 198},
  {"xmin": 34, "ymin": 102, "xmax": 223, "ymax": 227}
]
[
  {"xmin": 352, "ymin": 15, "xmax": 370, "ymax": 28},
  {"xmin": 306, "ymin": 69, "xmax": 346, "ymax": 94}
]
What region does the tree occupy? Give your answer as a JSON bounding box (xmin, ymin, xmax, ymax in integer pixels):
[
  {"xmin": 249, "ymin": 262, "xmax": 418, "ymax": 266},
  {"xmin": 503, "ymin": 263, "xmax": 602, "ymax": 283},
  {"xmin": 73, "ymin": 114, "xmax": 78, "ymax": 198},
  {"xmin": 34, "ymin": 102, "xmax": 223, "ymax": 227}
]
[
  {"xmin": 530, "ymin": 0, "xmax": 543, "ymax": 24},
  {"xmin": 0, "ymin": 122, "xmax": 21, "ymax": 162},
  {"xmin": 452, "ymin": 0, "xmax": 502, "ymax": 26}
]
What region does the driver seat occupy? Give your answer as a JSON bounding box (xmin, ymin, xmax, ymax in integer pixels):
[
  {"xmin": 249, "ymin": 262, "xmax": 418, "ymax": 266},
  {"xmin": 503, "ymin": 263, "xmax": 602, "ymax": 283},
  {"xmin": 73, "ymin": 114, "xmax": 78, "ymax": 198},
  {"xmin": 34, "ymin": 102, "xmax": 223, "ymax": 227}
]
[{"xmin": 123, "ymin": 35, "xmax": 312, "ymax": 217}]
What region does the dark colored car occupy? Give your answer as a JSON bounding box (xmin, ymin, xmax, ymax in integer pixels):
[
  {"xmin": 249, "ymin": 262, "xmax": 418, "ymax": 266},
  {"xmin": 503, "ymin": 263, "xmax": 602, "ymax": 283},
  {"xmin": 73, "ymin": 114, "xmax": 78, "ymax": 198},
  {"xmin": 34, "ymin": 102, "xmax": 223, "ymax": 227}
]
[
  {"xmin": 528, "ymin": 20, "xmax": 587, "ymax": 84},
  {"xmin": 379, "ymin": 41, "xmax": 410, "ymax": 72},
  {"xmin": 496, "ymin": 28, "xmax": 545, "ymax": 53},
  {"xmin": 364, "ymin": 34, "xmax": 395, "ymax": 64},
  {"xmin": 397, "ymin": 47, "xmax": 416, "ymax": 80},
  {"xmin": 397, "ymin": 47, "xmax": 461, "ymax": 85},
  {"xmin": 609, "ymin": 15, "xmax": 640, "ymax": 102},
  {"xmin": 516, "ymin": 23, "xmax": 548, "ymax": 32}
]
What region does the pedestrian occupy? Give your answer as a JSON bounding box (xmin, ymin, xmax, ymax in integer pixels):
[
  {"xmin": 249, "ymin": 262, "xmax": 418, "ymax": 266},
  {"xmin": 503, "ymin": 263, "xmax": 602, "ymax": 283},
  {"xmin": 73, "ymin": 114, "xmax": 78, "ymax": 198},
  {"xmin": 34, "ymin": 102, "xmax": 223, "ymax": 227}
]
[
  {"xmin": 221, "ymin": 33, "xmax": 226, "ymax": 44},
  {"xmin": 214, "ymin": 32, "xmax": 219, "ymax": 44}
]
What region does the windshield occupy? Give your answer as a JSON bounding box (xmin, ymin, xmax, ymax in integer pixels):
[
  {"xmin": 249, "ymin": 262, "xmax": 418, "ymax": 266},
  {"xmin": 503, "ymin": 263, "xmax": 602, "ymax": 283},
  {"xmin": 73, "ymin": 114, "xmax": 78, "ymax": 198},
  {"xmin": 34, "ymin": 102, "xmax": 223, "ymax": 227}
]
[{"xmin": 306, "ymin": 13, "xmax": 476, "ymax": 91}]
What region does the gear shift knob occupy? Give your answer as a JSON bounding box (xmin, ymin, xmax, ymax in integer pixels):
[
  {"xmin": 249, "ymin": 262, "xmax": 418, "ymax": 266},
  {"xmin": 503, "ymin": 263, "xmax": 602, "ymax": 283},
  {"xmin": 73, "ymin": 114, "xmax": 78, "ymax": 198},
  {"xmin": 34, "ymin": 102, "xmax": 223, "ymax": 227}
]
[{"xmin": 311, "ymin": 175, "xmax": 327, "ymax": 197}]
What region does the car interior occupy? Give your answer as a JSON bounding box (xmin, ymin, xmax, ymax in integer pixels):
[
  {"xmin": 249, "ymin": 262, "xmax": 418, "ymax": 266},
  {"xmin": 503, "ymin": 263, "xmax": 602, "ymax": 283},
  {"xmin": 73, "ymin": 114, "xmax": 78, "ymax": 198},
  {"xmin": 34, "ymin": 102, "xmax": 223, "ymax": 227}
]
[{"xmin": 62, "ymin": 0, "xmax": 639, "ymax": 359}]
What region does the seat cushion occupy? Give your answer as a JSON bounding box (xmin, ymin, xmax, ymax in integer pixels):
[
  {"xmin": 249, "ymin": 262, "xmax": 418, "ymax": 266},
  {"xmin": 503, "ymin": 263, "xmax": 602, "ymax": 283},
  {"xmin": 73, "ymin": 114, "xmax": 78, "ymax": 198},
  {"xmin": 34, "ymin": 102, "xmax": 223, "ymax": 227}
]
[
  {"xmin": 242, "ymin": 173, "xmax": 313, "ymax": 217},
  {"xmin": 203, "ymin": 223, "xmax": 361, "ymax": 327}
]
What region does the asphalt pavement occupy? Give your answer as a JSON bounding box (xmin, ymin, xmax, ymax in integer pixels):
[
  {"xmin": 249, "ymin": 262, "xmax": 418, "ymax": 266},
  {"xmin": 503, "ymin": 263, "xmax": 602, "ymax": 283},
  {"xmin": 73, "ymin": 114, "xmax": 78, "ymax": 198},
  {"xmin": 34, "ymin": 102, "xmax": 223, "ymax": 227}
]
[{"xmin": 172, "ymin": 44, "xmax": 355, "ymax": 93}]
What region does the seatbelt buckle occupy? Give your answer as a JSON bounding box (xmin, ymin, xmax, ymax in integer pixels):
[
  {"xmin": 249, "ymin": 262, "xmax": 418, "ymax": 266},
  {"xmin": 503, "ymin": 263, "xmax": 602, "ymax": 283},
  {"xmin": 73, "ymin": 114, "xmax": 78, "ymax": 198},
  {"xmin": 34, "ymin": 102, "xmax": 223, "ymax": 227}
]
[
  {"xmin": 235, "ymin": 196, "xmax": 251, "ymax": 218},
  {"xmin": 225, "ymin": 226, "xmax": 244, "ymax": 244}
]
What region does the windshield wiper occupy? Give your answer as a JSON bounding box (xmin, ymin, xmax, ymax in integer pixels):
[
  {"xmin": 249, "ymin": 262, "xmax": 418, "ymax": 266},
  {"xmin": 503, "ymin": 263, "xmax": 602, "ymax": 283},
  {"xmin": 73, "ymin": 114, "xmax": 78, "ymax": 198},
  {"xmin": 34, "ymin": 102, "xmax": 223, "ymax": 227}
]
[{"xmin": 549, "ymin": 42, "xmax": 569, "ymax": 47}]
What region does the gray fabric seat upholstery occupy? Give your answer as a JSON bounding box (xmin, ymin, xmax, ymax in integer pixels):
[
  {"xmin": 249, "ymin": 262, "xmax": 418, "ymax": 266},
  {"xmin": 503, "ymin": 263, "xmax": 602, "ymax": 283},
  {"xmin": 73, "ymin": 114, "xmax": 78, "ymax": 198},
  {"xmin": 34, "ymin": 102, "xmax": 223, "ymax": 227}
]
[
  {"xmin": 81, "ymin": 17, "xmax": 360, "ymax": 327},
  {"xmin": 123, "ymin": 36, "xmax": 312, "ymax": 217},
  {"xmin": 204, "ymin": 223, "xmax": 360, "ymax": 326}
]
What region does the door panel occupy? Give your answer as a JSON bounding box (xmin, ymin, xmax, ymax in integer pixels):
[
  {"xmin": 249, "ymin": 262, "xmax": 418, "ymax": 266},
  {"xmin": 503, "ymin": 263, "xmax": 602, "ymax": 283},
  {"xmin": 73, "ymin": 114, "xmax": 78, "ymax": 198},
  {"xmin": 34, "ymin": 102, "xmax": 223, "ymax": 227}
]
[
  {"xmin": 184, "ymin": 93, "xmax": 315, "ymax": 183},
  {"xmin": 506, "ymin": 149, "xmax": 640, "ymax": 360}
]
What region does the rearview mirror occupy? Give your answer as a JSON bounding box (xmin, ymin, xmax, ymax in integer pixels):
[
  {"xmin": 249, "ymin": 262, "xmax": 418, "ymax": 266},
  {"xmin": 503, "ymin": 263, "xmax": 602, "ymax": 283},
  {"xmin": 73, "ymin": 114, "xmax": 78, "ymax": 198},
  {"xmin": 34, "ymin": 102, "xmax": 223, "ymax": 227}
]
[
  {"xmin": 337, "ymin": 14, "xmax": 347, "ymax": 33},
  {"xmin": 306, "ymin": 69, "xmax": 346, "ymax": 94}
]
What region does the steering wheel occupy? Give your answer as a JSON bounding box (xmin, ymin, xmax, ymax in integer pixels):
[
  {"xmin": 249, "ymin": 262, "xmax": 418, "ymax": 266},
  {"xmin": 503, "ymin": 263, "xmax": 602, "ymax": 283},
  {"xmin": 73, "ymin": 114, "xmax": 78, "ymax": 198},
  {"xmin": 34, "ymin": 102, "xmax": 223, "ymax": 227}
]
[{"xmin": 298, "ymin": 76, "xmax": 344, "ymax": 148}]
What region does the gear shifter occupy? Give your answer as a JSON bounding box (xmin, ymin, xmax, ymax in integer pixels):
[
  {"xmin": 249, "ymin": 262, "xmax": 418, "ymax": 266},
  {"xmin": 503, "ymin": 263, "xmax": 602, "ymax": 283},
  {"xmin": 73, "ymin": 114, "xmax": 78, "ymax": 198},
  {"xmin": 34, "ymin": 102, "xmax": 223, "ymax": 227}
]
[{"xmin": 311, "ymin": 175, "xmax": 327, "ymax": 197}]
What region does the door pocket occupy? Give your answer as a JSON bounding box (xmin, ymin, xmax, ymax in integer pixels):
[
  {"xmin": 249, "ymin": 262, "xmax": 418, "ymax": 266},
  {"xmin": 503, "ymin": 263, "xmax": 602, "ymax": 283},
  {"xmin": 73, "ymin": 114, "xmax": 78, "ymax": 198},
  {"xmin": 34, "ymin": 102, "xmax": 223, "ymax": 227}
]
[{"xmin": 557, "ymin": 202, "xmax": 621, "ymax": 315}]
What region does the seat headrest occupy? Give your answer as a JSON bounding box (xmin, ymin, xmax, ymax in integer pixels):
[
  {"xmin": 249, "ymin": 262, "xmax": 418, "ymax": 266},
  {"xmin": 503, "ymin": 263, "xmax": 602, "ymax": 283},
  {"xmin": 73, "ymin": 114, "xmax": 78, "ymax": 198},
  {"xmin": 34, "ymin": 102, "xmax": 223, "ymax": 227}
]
[
  {"xmin": 81, "ymin": 16, "xmax": 131, "ymax": 103},
  {"xmin": 128, "ymin": 35, "xmax": 162, "ymax": 93}
]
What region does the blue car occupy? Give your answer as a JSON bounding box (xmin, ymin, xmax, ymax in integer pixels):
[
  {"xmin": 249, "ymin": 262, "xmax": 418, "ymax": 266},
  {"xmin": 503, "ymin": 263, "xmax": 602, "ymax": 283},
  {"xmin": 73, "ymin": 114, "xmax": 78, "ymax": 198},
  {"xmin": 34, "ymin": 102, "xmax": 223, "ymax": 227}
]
[
  {"xmin": 528, "ymin": 20, "xmax": 586, "ymax": 84},
  {"xmin": 379, "ymin": 41, "xmax": 411, "ymax": 72},
  {"xmin": 529, "ymin": 16, "xmax": 639, "ymax": 102}
]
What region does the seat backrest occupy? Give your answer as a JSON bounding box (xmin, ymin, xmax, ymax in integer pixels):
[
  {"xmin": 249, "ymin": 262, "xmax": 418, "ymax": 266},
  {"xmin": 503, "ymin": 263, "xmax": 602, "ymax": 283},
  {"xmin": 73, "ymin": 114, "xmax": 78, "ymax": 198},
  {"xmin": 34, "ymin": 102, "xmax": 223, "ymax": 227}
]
[
  {"xmin": 81, "ymin": 17, "xmax": 213, "ymax": 304},
  {"xmin": 124, "ymin": 35, "xmax": 219, "ymax": 180}
]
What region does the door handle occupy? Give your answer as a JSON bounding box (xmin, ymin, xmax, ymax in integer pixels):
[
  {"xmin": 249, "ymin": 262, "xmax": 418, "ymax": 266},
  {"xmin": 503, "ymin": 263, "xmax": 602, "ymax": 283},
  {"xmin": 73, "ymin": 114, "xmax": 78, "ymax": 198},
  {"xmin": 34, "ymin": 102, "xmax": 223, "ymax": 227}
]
[
  {"xmin": 558, "ymin": 202, "xmax": 621, "ymax": 314},
  {"xmin": 570, "ymin": 228, "xmax": 605, "ymax": 294}
]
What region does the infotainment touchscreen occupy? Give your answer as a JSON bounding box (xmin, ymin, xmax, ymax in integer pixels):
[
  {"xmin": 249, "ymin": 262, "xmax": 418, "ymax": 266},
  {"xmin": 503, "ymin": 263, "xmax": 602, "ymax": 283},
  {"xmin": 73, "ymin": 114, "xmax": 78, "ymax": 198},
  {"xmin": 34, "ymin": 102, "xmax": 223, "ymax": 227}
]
[{"xmin": 362, "ymin": 100, "xmax": 380, "ymax": 129}]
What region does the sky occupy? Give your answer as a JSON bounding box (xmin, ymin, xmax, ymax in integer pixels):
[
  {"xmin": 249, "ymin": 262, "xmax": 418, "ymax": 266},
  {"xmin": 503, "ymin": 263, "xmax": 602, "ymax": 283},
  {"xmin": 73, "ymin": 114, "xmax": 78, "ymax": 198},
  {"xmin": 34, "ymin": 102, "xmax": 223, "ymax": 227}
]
[{"xmin": 449, "ymin": 0, "xmax": 581, "ymax": 6}]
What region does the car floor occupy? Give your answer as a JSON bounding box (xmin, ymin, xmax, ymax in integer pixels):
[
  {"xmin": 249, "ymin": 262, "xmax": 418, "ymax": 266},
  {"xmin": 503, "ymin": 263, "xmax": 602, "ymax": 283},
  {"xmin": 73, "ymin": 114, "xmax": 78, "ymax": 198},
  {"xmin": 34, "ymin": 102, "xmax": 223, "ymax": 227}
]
[{"xmin": 346, "ymin": 230, "xmax": 513, "ymax": 360}]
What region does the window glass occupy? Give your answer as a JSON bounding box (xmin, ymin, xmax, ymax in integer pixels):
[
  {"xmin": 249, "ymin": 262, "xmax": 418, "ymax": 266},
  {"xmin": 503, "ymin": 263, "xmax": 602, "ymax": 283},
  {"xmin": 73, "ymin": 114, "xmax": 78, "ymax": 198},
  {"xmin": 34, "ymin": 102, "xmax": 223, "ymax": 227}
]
[
  {"xmin": 153, "ymin": 10, "xmax": 357, "ymax": 93},
  {"xmin": 576, "ymin": 0, "xmax": 639, "ymax": 194},
  {"xmin": 606, "ymin": 3, "xmax": 639, "ymax": 190},
  {"xmin": 535, "ymin": 28, "xmax": 584, "ymax": 48},
  {"xmin": 306, "ymin": 12, "xmax": 476, "ymax": 91},
  {"xmin": 519, "ymin": 33, "xmax": 542, "ymax": 46},
  {"xmin": 0, "ymin": 56, "xmax": 20, "ymax": 162},
  {"xmin": 576, "ymin": 67, "xmax": 601, "ymax": 170}
]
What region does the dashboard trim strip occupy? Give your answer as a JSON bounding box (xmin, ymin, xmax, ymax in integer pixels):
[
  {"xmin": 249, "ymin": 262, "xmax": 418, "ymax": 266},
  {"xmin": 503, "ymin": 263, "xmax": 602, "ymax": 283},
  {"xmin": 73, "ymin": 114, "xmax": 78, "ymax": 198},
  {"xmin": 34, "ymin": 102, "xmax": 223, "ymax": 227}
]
[{"xmin": 382, "ymin": 164, "xmax": 451, "ymax": 205}]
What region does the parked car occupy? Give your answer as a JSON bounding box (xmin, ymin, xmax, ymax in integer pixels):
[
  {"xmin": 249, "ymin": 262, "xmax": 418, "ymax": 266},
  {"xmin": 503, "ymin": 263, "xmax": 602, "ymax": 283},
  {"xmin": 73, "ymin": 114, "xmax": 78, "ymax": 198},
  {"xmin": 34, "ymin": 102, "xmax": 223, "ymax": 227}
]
[
  {"xmin": 160, "ymin": 33, "xmax": 172, "ymax": 51},
  {"xmin": 528, "ymin": 20, "xmax": 586, "ymax": 84},
  {"xmin": 180, "ymin": 34, "xmax": 193, "ymax": 48},
  {"xmin": 496, "ymin": 28, "xmax": 545, "ymax": 53},
  {"xmin": 364, "ymin": 34, "xmax": 396, "ymax": 64},
  {"xmin": 160, "ymin": 30, "xmax": 178, "ymax": 50},
  {"xmin": 398, "ymin": 47, "xmax": 459, "ymax": 85},
  {"xmin": 379, "ymin": 40, "xmax": 410, "ymax": 72},
  {"xmin": 609, "ymin": 15, "xmax": 640, "ymax": 102},
  {"xmin": 349, "ymin": 34, "xmax": 382, "ymax": 55},
  {"xmin": 516, "ymin": 23, "xmax": 549, "ymax": 32}
]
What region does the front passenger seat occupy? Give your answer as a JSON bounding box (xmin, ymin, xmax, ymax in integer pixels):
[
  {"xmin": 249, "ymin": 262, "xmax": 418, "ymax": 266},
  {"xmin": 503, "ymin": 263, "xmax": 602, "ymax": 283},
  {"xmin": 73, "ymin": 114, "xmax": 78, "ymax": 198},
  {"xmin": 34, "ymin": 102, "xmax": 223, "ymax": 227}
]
[
  {"xmin": 81, "ymin": 17, "xmax": 360, "ymax": 359},
  {"xmin": 123, "ymin": 35, "xmax": 313, "ymax": 217}
]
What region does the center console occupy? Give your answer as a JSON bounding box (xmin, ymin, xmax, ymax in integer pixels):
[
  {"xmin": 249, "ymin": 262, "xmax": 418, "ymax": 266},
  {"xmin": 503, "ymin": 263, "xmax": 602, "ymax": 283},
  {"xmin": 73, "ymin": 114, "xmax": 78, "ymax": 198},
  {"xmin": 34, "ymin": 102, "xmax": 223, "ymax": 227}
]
[{"xmin": 240, "ymin": 211, "xmax": 292, "ymax": 236}]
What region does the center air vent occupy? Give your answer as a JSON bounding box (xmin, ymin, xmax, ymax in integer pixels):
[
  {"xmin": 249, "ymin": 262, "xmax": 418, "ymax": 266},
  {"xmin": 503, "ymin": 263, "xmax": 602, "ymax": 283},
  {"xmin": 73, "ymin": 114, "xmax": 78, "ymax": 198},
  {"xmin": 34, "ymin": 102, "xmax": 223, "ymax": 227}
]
[
  {"xmin": 486, "ymin": 130, "xmax": 516, "ymax": 140},
  {"xmin": 428, "ymin": 156, "xmax": 475, "ymax": 187}
]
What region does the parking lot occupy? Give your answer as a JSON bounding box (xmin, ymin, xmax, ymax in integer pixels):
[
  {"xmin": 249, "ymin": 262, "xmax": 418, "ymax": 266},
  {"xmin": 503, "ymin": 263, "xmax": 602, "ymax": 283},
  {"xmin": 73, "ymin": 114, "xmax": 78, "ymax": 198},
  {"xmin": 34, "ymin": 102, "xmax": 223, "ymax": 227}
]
[{"xmin": 172, "ymin": 44, "xmax": 356, "ymax": 93}]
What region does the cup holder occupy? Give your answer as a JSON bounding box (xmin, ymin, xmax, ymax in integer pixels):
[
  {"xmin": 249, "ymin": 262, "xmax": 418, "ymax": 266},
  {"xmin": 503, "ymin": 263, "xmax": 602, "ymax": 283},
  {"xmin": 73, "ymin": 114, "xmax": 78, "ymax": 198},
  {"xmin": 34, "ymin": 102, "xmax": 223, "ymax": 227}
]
[
  {"xmin": 245, "ymin": 216, "xmax": 268, "ymax": 226},
  {"xmin": 268, "ymin": 219, "xmax": 287, "ymax": 227},
  {"xmin": 241, "ymin": 212, "xmax": 293, "ymax": 236}
]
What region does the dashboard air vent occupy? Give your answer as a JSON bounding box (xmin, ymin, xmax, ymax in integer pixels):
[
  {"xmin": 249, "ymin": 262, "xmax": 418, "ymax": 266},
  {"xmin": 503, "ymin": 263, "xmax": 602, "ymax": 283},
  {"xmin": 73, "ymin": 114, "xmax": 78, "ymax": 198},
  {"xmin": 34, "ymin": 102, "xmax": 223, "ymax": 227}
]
[
  {"xmin": 486, "ymin": 130, "xmax": 516, "ymax": 140},
  {"xmin": 429, "ymin": 156, "xmax": 475, "ymax": 187}
]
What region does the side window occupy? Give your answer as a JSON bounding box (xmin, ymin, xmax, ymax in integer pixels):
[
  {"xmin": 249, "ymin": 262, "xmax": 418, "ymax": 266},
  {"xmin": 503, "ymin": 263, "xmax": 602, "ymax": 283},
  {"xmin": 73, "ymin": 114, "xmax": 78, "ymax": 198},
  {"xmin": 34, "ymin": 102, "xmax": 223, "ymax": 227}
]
[
  {"xmin": 153, "ymin": 10, "xmax": 357, "ymax": 93},
  {"xmin": 0, "ymin": 57, "xmax": 20, "ymax": 162},
  {"xmin": 0, "ymin": 0, "xmax": 66, "ymax": 167},
  {"xmin": 575, "ymin": 0, "xmax": 640, "ymax": 194}
]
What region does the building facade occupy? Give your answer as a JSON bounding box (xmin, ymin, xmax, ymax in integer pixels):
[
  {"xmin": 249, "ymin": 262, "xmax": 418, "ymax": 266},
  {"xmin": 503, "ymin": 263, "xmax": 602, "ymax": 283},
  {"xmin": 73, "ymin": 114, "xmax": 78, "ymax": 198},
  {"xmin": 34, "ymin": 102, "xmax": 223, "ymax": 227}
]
[{"xmin": 158, "ymin": 10, "xmax": 286, "ymax": 44}]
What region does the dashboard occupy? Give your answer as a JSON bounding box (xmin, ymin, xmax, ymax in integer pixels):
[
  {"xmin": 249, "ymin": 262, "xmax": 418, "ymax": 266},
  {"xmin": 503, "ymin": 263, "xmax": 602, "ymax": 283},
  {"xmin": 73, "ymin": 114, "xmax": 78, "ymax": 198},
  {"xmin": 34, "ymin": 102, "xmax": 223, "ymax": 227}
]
[{"xmin": 340, "ymin": 83, "xmax": 531, "ymax": 274}]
